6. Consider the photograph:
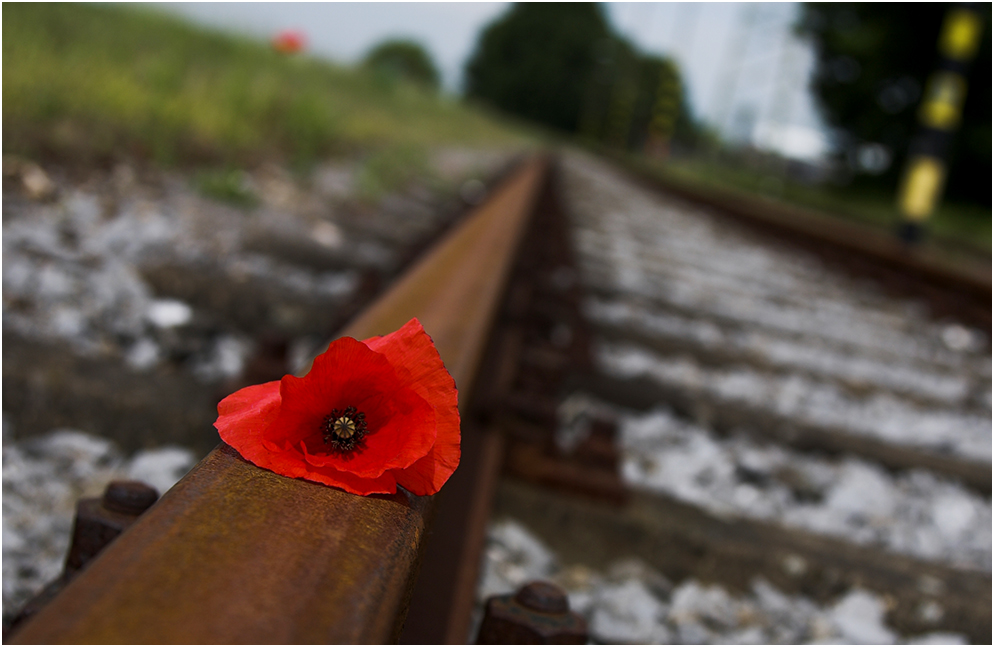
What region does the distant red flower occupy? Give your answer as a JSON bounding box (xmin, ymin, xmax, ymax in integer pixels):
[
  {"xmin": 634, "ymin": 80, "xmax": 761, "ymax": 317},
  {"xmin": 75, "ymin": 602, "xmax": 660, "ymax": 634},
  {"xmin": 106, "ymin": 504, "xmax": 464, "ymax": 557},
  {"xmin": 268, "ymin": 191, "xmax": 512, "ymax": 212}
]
[
  {"xmin": 271, "ymin": 30, "xmax": 306, "ymax": 55},
  {"xmin": 215, "ymin": 318, "xmax": 460, "ymax": 496}
]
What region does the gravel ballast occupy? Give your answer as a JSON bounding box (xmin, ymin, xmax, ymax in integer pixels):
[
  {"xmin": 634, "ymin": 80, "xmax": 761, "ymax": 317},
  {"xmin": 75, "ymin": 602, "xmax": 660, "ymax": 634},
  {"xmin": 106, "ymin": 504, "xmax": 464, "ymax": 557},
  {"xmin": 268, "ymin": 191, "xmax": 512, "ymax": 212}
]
[{"xmin": 475, "ymin": 518, "xmax": 968, "ymax": 644}]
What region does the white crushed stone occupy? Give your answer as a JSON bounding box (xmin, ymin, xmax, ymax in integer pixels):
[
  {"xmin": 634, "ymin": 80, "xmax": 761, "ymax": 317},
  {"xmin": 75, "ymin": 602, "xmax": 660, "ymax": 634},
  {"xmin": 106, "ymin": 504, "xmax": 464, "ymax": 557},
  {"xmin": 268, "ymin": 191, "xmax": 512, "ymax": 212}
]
[
  {"xmin": 476, "ymin": 518, "xmax": 558, "ymax": 602},
  {"xmin": 598, "ymin": 342, "xmax": 992, "ymax": 462},
  {"xmin": 124, "ymin": 336, "xmax": 162, "ymax": 372},
  {"xmin": 584, "ymin": 296, "xmax": 976, "ymax": 406},
  {"xmin": 4, "ymin": 150, "xmax": 514, "ymax": 374},
  {"xmin": 1, "ymin": 180, "xmax": 358, "ymax": 366},
  {"xmin": 146, "ymin": 298, "xmax": 193, "ymax": 329},
  {"xmin": 592, "ymin": 578, "xmax": 672, "ymax": 643},
  {"xmin": 475, "ymin": 518, "xmax": 967, "ymax": 644},
  {"xmin": 829, "ymin": 588, "xmax": 896, "ymax": 644},
  {"xmin": 608, "ymin": 406, "xmax": 991, "ymax": 571},
  {"xmin": 189, "ymin": 334, "xmax": 254, "ymax": 382}
]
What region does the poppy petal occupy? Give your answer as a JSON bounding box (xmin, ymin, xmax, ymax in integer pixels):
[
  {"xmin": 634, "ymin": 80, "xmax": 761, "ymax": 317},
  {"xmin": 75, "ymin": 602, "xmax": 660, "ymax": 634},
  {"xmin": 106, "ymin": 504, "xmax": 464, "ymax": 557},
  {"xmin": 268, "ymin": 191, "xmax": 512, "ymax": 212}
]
[
  {"xmin": 365, "ymin": 319, "xmax": 459, "ymax": 402},
  {"xmin": 264, "ymin": 337, "xmax": 395, "ymax": 448},
  {"xmin": 291, "ymin": 441, "xmax": 399, "ymax": 495},
  {"xmin": 263, "ymin": 336, "xmax": 438, "ymax": 479},
  {"xmin": 215, "ymin": 380, "xmax": 282, "ymax": 465},
  {"xmin": 296, "ymin": 388, "xmax": 436, "ymax": 477},
  {"xmin": 214, "ymin": 318, "xmax": 460, "ymax": 497},
  {"xmin": 391, "ymin": 410, "xmax": 461, "ymax": 496},
  {"xmin": 270, "ymin": 338, "xmax": 389, "ymax": 441},
  {"xmin": 366, "ymin": 319, "xmax": 461, "ymax": 495}
]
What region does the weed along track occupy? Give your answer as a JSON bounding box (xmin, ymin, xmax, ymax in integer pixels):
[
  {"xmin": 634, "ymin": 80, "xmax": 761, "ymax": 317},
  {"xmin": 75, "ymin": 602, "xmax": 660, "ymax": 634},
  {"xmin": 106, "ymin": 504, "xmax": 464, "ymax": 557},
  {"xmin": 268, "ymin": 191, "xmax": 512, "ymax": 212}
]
[{"xmin": 4, "ymin": 151, "xmax": 990, "ymax": 643}]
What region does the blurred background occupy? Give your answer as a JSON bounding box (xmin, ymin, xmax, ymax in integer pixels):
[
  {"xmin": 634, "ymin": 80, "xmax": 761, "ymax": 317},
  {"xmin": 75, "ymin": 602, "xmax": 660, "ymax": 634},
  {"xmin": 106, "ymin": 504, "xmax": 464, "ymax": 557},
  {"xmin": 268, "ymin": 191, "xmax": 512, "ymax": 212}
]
[
  {"xmin": 5, "ymin": 2, "xmax": 991, "ymax": 248},
  {"xmin": 3, "ymin": 2, "xmax": 990, "ymax": 643}
]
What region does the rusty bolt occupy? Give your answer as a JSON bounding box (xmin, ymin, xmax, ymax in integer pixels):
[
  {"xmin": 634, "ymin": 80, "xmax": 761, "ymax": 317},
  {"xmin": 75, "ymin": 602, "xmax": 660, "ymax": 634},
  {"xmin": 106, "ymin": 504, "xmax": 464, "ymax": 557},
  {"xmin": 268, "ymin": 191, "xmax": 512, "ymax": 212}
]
[
  {"xmin": 65, "ymin": 481, "xmax": 159, "ymax": 576},
  {"xmin": 8, "ymin": 481, "xmax": 161, "ymax": 635},
  {"xmin": 103, "ymin": 480, "xmax": 159, "ymax": 515},
  {"xmin": 515, "ymin": 581, "xmax": 570, "ymax": 614},
  {"xmin": 476, "ymin": 581, "xmax": 587, "ymax": 644}
]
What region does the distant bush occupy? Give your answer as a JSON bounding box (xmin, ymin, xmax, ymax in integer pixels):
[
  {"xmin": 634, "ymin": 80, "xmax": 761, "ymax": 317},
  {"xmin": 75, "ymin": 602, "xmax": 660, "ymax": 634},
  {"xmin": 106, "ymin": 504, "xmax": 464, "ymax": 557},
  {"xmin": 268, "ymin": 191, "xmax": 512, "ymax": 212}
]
[{"xmin": 363, "ymin": 40, "xmax": 440, "ymax": 91}]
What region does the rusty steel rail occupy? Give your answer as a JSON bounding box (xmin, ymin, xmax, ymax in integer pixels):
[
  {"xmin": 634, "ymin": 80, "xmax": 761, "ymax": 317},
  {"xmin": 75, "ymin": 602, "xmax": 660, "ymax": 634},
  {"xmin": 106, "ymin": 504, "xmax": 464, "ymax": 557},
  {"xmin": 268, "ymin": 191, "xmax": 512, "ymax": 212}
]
[
  {"xmin": 9, "ymin": 155, "xmax": 548, "ymax": 645},
  {"xmin": 398, "ymin": 161, "xmax": 594, "ymax": 643}
]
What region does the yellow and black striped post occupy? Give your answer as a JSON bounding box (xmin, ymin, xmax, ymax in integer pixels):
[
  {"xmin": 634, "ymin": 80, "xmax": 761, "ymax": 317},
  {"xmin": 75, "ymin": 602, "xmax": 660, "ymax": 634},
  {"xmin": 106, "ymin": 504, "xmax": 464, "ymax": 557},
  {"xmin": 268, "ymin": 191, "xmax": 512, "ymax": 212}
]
[{"xmin": 896, "ymin": 4, "xmax": 984, "ymax": 242}]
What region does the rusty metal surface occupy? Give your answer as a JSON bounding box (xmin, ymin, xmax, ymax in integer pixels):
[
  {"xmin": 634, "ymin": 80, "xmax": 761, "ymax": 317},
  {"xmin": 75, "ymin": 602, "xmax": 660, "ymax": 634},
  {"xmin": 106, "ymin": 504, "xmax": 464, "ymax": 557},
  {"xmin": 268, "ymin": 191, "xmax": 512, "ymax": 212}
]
[
  {"xmin": 9, "ymin": 156, "xmax": 547, "ymax": 645},
  {"xmin": 476, "ymin": 161, "xmax": 627, "ymax": 507},
  {"xmin": 398, "ymin": 164, "xmax": 609, "ymax": 644},
  {"xmin": 399, "ymin": 421, "xmax": 508, "ymax": 644},
  {"xmin": 334, "ymin": 156, "xmax": 547, "ymax": 381},
  {"xmin": 398, "ymin": 281, "xmax": 533, "ymax": 645}
]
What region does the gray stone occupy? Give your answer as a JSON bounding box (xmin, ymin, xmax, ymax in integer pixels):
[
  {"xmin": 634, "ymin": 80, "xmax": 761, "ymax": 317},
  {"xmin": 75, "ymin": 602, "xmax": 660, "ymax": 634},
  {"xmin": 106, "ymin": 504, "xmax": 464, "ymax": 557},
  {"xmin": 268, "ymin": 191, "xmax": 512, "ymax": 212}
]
[{"xmin": 829, "ymin": 589, "xmax": 896, "ymax": 644}]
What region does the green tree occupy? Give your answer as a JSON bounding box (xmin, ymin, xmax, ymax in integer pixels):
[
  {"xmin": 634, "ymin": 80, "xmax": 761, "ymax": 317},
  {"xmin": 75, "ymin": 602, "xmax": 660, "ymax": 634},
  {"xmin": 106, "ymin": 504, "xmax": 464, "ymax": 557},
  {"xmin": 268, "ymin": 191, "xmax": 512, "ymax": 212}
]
[
  {"xmin": 797, "ymin": 3, "xmax": 991, "ymax": 206},
  {"xmin": 577, "ymin": 37, "xmax": 693, "ymax": 152},
  {"xmin": 465, "ymin": 3, "xmax": 700, "ymax": 151},
  {"xmin": 363, "ymin": 39, "xmax": 440, "ymax": 90},
  {"xmin": 464, "ymin": 3, "xmax": 613, "ymax": 132}
]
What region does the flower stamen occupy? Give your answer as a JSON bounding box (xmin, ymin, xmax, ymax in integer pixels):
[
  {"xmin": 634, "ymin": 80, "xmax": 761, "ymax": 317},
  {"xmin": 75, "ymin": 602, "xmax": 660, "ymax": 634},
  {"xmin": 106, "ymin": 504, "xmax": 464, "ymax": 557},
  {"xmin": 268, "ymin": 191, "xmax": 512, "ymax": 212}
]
[{"xmin": 323, "ymin": 406, "xmax": 368, "ymax": 454}]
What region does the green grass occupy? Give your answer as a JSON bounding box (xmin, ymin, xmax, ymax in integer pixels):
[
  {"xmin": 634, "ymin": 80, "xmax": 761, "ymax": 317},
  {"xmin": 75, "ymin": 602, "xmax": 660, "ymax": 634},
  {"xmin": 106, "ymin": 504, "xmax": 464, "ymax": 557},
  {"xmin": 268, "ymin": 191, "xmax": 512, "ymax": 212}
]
[
  {"xmin": 193, "ymin": 168, "xmax": 259, "ymax": 208},
  {"xmin": 2, "ymin": 3, "xmax": 530, "ymax": 169},
  {"xmin": 355, "ymin": 144, "xmax": 433, "ymax": 201},
  {"xmin": 647, "ymin": 154, "xmax": 992, "ymax": 260}
]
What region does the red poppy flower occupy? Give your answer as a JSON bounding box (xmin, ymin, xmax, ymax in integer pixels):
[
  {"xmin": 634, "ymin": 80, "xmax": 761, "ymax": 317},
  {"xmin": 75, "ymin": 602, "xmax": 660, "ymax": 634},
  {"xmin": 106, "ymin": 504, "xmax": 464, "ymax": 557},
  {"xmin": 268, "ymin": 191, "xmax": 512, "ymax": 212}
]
[
  {"xmin": 215, "ymin": 318, "xmax": 460, "ymax": 496},
  {"xmin": 271, "ymin": 30, "xmax": 306, "ymax": 55}
]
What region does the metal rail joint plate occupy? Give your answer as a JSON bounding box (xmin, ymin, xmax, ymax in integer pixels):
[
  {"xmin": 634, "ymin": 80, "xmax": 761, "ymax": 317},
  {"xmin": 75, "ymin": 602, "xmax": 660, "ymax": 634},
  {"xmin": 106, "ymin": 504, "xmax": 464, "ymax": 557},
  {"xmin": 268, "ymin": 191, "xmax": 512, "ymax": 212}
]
[{"xmin": 9, "ymin": 155, "xmax": 548, "ymax": 645}]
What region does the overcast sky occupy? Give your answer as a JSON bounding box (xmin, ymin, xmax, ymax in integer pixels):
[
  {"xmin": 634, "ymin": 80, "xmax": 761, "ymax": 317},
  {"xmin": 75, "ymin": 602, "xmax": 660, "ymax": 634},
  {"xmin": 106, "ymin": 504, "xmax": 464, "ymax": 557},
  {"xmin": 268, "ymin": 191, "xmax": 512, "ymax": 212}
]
[{"xmin": 157, "ymin": 2, "xmax": 829, "ymax": 159}]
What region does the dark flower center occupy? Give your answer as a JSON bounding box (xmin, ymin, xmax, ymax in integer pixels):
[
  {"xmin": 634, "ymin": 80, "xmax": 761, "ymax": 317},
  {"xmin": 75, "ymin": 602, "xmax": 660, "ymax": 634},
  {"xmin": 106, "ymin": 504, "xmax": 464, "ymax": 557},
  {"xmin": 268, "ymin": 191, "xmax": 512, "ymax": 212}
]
[{"xmin": 322, "ymin": 406, "xmax": 368, "ymax": 455}]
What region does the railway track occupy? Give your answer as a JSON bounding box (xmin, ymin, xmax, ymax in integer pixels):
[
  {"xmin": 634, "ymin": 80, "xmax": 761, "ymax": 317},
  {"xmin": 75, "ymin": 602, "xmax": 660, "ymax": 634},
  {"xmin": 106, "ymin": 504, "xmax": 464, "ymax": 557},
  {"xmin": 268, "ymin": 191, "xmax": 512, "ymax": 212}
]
[
  {"xmin": 6, "ymin": 150, "xmax": 990, "ymax": 643},
  {"xmin": 6, "ymin": 155, "xmax": 546, "ymax": 644},
  {"xmin": 481, "ymin": 151, "xmax": 990, "ymax": 644}
]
